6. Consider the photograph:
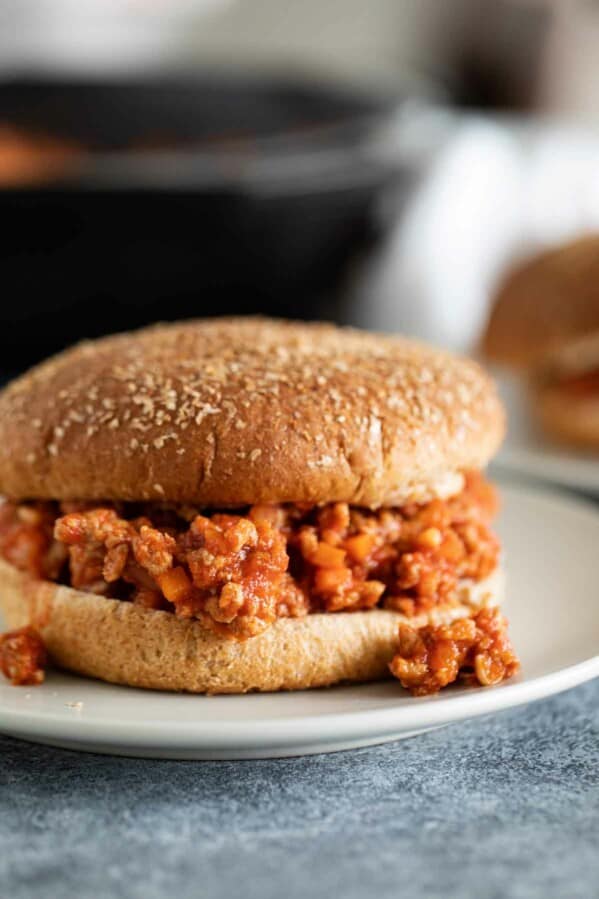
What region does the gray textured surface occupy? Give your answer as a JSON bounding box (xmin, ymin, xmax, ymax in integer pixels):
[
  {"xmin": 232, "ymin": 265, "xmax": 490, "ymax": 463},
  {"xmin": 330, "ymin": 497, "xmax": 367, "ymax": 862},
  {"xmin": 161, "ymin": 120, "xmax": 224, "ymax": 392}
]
[{"xmin": 1, "ymin": 679, "xmax": 598, "ymax": 899}]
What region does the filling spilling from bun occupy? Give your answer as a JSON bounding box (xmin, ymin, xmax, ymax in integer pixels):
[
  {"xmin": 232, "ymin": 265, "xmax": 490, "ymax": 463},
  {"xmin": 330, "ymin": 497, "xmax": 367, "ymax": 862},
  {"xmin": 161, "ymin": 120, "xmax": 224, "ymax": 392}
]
[
  {"xmin": 0, "ymin": 471, "xmax": 495, "ymax": 631},
  {"xmin": 390, "ymin": 608, "xmax": 518, "ymax": 696},
  {"xmin": 0, "ymin": 626, "xmax": 46, "ymax": 686},
  {"xmin": 0, "ymin": 471, "xmax": 519, "ymax": 695}
]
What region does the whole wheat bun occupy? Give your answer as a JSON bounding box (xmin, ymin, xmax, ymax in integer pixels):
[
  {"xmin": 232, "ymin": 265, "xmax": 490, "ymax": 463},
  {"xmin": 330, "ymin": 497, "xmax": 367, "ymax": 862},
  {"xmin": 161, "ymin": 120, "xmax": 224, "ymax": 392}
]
[
  {"xmin": 0, "ymin": 558, "xmax": 502, "ymax": 693},
  {"xmin": 536, "ymin": 384, "xmax": 599, "ymax": 449},
  {"xmin": 482, "ymin": 235, "xmax": 599, "ymax": 369},
  {"xmin": 0, "ymin": 318, "xmax": 503, "ymax": 508}
]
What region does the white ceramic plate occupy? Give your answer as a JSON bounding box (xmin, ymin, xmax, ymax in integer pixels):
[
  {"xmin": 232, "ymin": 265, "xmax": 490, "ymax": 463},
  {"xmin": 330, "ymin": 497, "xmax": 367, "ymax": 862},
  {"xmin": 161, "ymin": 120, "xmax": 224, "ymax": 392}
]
[
  {"xmin": 494, "ymin": 373, "xmax": 599, "ymax": 494},
  {"xmin": 1, "ymin": 482, "xmax": 598, "ymax": 759}
]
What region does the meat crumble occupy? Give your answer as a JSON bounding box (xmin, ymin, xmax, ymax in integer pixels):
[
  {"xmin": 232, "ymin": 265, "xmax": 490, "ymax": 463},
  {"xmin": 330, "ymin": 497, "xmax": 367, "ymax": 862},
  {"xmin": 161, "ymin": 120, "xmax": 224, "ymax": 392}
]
[
  {"xmin": 0, "ymin": 472, "xmax": 500, "ymax": 643},
  {"xmin": 389, "ymin": 607, "xmax": 520, "ymax": 695},
  {"xmin": 0, "ymin": 626, "xmax": 47, "ymax": 686},
  {"xmin": 0, "ymin": 473, "xmax": 520, "ymax": 695}
]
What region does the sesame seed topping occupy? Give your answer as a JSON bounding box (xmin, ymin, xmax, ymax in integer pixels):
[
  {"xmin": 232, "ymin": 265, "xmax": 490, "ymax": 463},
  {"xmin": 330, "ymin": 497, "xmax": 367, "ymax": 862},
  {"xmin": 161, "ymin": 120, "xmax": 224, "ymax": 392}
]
[{"xmin": 0, "ymin": 317, "xmax": 502, "ymax": 505}]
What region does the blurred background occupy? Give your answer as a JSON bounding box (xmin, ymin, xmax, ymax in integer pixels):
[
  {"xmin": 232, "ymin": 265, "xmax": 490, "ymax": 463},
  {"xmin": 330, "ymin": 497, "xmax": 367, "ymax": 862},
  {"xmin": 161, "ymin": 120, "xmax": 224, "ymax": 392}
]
[{"xmin": 3, "ymin": 0, "xmax": 599, "ymax": 375}]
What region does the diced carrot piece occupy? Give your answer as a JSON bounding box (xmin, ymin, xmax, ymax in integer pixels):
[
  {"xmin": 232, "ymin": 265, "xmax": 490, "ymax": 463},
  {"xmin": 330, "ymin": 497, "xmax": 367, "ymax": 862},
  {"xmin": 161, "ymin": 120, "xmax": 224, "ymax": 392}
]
[
  {"xmin": 310, "ymin": 542, "xmax": 346, "ymax": 568},
  {"xmin": 344, "ymin": 533, "xmax": 376, "ymax": 563},
  {"xmin": 416, "ymin": 527, "xmax": 442, "ymax": 549},
  {"xmin": 321, "ymin": 528, "xmax": 343, "ymax": 547},
  {"xmin": 314, "ymin": 567, "xmax": 352, "ymax": 594},
  {"xmin": 359, "ymin": 580, "xmax": 386, "ymax": 606},
  {"xmin": 158, "ymin": 566, "xmax": 192, "ymax": 603}
]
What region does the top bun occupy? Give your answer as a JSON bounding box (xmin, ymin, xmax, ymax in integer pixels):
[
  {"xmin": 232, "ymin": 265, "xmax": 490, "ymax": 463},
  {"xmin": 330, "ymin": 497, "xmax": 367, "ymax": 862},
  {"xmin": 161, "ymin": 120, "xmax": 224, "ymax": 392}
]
[
  {"xmin": 0, "ymin": 318, "xmax": 504, "ymax": 508},
  {"xmin": 482, "ymin": 234, "xmax": 599, "ymax": 369}
]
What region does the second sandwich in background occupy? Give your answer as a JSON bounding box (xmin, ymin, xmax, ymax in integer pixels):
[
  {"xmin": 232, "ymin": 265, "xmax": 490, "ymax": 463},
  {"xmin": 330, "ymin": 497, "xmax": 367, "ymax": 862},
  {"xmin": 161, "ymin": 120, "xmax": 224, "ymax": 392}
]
[{"xmin": 483, "ymin": 234, "xmax": 599, "ymax": 449}]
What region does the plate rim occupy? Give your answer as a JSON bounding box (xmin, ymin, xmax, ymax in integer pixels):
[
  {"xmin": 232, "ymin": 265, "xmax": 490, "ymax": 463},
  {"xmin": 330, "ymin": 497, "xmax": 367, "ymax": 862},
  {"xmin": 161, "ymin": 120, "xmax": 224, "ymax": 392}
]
[
  {"xmin": 1, "ymin": 657, "xmax": 598, "ymax": 752},
  {"xmin": 496, "ymin": 447, "xmax": 599, "ymax": 493},
  {"xmin": 494, "ymin": 371, "xmax": 599, "ymax": 492}
]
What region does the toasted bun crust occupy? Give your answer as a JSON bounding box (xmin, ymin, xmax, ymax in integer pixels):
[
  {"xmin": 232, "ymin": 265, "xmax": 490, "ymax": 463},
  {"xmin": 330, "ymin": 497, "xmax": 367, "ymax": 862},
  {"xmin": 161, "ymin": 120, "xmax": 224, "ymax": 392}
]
[
  {"xmin": 537, "ymin": 384, "xmax": 599, "ymax": 449},
  {"xmin": 0, "ymin": 318, "xmax": 503, "ymax": 507},
  {"xmin": 0, "ymin": 558, "xmax": 502, "ymax": 693},
  {"xmin": 483, "ymin": 235, "xmax": 599, "ymax": 369}
]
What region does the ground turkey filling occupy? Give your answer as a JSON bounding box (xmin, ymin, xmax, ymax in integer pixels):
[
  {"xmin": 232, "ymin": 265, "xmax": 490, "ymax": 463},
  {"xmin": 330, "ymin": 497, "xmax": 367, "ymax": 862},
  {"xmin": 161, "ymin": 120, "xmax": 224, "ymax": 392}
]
[{"xmin": 0, "ymin": 472, "xmax": 519, "ymax": 693}]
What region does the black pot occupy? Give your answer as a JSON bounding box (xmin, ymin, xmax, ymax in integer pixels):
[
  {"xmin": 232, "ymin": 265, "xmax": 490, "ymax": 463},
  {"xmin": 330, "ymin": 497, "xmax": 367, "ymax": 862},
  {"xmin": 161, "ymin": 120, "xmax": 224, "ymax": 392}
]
[{"xmin": 0, "ymin": 76, "xmax": 402, "ymax": 372}]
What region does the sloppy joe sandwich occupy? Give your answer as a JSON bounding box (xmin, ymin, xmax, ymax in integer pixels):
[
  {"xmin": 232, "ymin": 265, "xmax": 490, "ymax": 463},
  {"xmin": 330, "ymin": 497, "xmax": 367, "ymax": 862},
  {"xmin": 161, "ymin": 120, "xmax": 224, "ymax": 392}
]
[
  {"xmin": 483, "ymin": 234, "xmax": 599, "ymax": 448},
  {"xmin": 0, "ymin": 318, "xmax": 518, "ymax": 695}
]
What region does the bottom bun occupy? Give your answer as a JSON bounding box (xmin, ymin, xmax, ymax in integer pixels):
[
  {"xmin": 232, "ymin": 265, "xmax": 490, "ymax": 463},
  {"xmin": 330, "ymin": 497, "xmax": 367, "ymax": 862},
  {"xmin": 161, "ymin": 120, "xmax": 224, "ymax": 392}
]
[
  {"xmin": 537, "ymin": 385, "xmax": 599, "ymax": 449},
  {"xmin": 0, "ymin": 558, "xmax": 503, "ymax": 694}
]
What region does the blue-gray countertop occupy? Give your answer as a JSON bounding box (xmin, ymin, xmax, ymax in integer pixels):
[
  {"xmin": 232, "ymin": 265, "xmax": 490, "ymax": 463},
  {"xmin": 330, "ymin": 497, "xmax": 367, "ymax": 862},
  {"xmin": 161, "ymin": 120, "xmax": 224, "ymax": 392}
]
[{"xmin": 1, "ymin": 678, "xmax": 598, "ymax": 899}]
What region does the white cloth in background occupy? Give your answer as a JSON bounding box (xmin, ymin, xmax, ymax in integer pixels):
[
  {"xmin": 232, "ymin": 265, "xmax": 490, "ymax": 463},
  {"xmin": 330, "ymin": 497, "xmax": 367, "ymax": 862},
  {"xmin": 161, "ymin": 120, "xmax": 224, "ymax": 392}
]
[{"xmin": 348, "ymin": 115, "xmax": 599, "ymax": 353}]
